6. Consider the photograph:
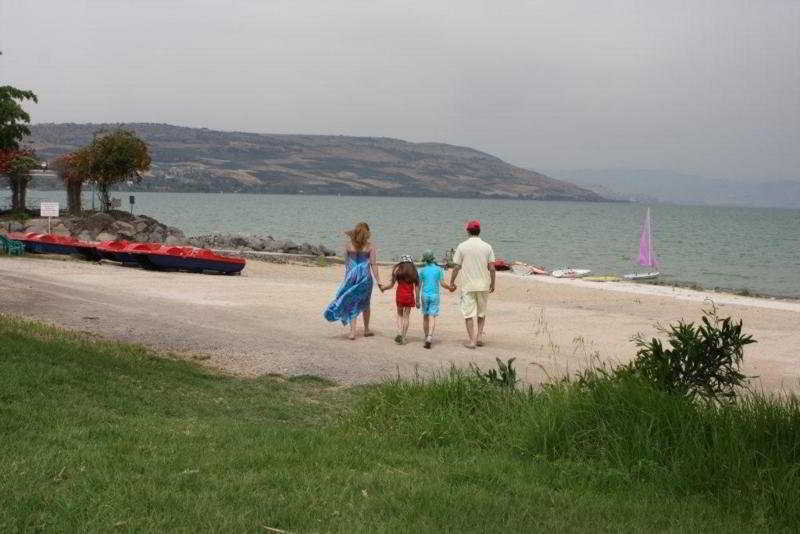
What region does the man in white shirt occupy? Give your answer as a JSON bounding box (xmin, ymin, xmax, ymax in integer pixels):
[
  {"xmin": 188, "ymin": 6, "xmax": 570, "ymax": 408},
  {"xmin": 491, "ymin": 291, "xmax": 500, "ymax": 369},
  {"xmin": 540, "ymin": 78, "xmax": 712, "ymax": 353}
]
[{"xmin": 448, "ymin": 220, "xmax": 496, "ymax": 349}]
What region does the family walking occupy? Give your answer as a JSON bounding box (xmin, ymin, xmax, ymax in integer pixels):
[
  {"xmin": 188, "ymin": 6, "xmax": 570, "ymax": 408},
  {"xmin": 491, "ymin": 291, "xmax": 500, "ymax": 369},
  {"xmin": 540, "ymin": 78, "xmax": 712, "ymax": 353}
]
[{"xmin": 323, "ymin": 220, "xmax": 496, "ymax": 349}]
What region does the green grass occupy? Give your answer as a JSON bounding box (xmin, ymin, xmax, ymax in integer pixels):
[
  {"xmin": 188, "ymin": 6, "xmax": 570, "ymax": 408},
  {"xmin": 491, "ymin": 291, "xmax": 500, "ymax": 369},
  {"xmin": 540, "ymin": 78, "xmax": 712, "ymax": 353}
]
[{"xmin": 1, "ymin": 314, "xmax": 798, "ymax": 532}]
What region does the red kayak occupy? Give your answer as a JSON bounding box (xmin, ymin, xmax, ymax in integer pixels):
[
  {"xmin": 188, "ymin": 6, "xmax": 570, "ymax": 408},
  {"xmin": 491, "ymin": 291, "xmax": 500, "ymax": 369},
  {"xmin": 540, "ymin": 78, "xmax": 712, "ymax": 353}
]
[
  {"xmin": 130, "ymin": 244, "xmax": 246, "ymax": 275},
  {"xmin": 492, "ymin": 259, "xmax": 512, "ymax": 271},
  {"xmin": 7, "ymin": 232, "xmax": 100, "ymax": 260},
  {"xmin": 10, "ymin": 233, "xmax": 245, "ymax": 274}
]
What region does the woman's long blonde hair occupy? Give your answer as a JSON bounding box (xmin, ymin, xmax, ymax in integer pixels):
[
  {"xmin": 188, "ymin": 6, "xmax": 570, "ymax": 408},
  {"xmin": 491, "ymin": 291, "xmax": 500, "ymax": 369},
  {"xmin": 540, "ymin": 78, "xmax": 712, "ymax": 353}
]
[{"xmin": 346, "ymin": 222, "xmax": 371, "ymax": 250}]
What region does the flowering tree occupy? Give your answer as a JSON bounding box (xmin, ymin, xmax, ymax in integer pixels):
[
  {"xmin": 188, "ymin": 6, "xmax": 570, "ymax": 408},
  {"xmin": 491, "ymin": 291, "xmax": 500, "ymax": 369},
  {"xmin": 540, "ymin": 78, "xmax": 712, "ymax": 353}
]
[
  {"xmin": 0, "ymin": 85, "xmax": 39, "ymax": 212},
  {"xmin": 75, "ymin": 130, "xmax": 151, "ymax": 212},
  {"xmin": 52, "ymin": 152, "xmax": 85, "ymax": 215}
]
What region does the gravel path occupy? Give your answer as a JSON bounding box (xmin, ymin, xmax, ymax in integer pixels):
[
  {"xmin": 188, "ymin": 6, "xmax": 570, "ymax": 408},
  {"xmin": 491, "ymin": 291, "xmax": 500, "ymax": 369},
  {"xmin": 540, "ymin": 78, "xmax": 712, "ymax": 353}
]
[{"xmin": 1, "ymin": 256, "xmax": 798, "ymax": 391}]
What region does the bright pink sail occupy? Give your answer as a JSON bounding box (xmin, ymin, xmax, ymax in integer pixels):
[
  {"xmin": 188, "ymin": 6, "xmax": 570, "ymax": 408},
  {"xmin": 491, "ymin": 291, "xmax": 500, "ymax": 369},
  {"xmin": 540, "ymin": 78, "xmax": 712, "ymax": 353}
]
[{"xmin": 636, "ymin": 208, "xmax": 659, "ymax": 268}]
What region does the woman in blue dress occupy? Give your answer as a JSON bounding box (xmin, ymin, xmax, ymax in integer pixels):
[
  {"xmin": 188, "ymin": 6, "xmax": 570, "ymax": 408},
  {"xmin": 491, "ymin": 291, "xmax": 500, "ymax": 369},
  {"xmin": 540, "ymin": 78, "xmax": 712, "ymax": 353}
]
[{"xmin": 324, "ymin": 222, "xmax": 384, "ymax": 340}]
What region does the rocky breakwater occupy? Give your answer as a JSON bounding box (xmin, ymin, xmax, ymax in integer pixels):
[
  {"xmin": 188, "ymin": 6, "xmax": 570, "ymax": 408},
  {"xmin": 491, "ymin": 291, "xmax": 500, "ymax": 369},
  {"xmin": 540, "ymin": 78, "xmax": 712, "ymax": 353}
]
[
  {"xmin": 2, "ymin": 211, "xmax": 186, "ymax": 244},
  {"xmin": 186, "ymin": 234, "xmax": 336, "ymax": 257}
]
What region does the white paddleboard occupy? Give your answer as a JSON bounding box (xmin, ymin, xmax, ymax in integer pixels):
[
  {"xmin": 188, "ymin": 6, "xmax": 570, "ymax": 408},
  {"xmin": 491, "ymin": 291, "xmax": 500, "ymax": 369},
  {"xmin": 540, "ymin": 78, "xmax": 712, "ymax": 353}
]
[
  {"xmin": 551, "ymin": 268, "xmax": 591, "ymax": 278},
  {"xmin": 623, "ymin": 272, "xmax": 660, "ymax": 280}
]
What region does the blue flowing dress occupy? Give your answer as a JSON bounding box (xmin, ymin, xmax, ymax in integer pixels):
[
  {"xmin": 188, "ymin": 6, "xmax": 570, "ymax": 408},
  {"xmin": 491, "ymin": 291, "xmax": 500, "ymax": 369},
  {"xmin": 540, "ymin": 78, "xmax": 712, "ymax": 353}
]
[{"xmin": 324, "ymin": 248, "xmax": 374, "ymax": 325}]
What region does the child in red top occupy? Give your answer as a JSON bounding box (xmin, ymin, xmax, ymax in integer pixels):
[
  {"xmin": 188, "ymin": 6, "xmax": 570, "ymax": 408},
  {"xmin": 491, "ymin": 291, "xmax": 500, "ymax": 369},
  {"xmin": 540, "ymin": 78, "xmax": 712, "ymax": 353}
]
[{"xmin": 380, "ymin": 255, "xmax": 420, "ymax": 345}]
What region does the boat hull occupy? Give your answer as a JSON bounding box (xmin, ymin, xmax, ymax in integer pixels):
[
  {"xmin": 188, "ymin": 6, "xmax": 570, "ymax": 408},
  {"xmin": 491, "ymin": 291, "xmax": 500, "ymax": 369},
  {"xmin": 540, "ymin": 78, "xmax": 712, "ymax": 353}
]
[
  {"xmin": 139, "ymin": 253, "xmax": 245, "ymax": 274},
  {"xmin": 623, "ymin": 272, "xmax": 660, "ymax": 280}
]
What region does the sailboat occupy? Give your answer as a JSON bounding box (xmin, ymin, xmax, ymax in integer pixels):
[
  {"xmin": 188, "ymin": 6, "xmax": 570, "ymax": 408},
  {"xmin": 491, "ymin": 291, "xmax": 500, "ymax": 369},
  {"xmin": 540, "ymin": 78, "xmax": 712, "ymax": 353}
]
[{"xmin": 623, "ymin": 207, "xmax": 660, "ymax": 280}]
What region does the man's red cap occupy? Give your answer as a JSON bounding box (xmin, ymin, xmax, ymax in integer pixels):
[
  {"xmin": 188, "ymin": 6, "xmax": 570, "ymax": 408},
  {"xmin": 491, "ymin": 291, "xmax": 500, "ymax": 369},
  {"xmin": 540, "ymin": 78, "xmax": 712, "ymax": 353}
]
[{"xmin": 466, "ymin": 219, "xmax": 480, "ymax": 232}]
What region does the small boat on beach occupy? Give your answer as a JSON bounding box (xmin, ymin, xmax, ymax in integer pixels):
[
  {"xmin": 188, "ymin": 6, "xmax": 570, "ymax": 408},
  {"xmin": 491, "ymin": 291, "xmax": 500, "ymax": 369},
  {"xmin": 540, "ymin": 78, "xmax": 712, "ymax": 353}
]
[
  {"xmin": 492, "ymin": 259, "xmax": 512, "ymax": 271},
  {"xmin": 624, "ymin": 207, "xmax": 660, "ymax": 280},
  {"xmin": 5, "ymin": 233, "xmax": 246, "ymax": 275},
  {"xmin": 130, "ymin": 245, "xmax": 246, "ymax": 275},
  {"xmin": 7, "ymin": 232, "xmax": 100, "ymax": 261},
  {"xmin": 551, "ymin": 268, "xmax": 591, "ymax": 279}
]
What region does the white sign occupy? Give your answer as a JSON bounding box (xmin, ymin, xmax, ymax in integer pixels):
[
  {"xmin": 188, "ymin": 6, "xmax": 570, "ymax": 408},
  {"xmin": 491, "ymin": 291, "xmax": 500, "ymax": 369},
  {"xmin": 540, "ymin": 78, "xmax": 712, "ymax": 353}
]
[{"xmin": 40, "ymin": 202, "xmax": 59, "ymax": 217}]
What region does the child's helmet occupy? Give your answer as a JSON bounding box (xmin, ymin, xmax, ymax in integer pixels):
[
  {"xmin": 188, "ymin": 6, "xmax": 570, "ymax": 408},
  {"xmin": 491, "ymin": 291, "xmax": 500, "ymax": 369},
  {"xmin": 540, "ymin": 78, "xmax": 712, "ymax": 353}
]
[{"xmin": 400, "ymin": 254, "xmax": 414, "ymax": 263}]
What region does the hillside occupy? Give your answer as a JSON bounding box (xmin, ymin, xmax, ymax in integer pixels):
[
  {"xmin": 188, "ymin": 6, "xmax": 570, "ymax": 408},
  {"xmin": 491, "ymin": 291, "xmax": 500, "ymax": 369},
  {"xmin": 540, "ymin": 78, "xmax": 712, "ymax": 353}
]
[
  {"xmin": 546, "ymin": 168, "xmax": 800, "ymax": 209},
  {"xmin": 26, "ymin": 123, "xmax": 602, "ymax": 201}
]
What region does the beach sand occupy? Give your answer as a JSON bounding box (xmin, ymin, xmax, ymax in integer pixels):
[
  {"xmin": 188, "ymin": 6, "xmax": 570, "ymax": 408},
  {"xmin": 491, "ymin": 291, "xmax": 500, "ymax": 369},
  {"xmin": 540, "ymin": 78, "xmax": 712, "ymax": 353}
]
[{"xmin": 1, "ymin": 255, "xmax": 798, "ymax": 392}]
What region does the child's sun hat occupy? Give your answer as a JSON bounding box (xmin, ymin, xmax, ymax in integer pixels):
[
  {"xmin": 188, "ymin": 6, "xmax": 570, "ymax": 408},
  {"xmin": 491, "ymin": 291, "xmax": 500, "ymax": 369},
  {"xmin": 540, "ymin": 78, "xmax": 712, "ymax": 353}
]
[
  {"xmin": 422, "ymin": 250, "xmax": 435, "ymax": 264},
  {"xmin": 400, "ymin": 254, "xmax": 415, "ymax": 263}
]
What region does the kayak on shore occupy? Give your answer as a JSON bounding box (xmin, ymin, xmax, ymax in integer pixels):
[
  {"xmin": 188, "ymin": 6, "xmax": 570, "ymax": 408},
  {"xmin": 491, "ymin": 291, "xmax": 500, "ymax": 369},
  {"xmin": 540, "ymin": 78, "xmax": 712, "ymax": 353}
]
[{"xmin": 5, "ymin": 232, "xmax": 245, "ymax": 275}]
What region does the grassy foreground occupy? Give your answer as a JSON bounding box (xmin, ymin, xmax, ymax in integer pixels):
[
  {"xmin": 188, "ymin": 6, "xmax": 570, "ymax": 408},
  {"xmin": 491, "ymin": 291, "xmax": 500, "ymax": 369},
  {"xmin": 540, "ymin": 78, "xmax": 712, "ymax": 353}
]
[{"xmin": 1, "ymin": 315, "xmax": 798, "ymax": 532}]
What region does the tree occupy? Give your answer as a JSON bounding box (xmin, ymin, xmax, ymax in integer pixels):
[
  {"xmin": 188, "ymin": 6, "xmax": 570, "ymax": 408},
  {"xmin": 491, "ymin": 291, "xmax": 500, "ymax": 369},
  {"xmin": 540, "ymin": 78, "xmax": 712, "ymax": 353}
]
[
  {"xmin": 0, "ymin": 148, "xmax": 39, "ymax": 212},
  {"xmin": 0, "ymin": 86, "xmax": 38, "ymax": 151},
  {"xmin": 0, "ymin": 85, "xmax": 38, "ymax": 212},
  {"xmin": 76, "ymin": 130, "xmax": 151, "ymax": 212},
  {"xmin": 52, "ymin": 152, "xmax": 85, "ymax": 215}
]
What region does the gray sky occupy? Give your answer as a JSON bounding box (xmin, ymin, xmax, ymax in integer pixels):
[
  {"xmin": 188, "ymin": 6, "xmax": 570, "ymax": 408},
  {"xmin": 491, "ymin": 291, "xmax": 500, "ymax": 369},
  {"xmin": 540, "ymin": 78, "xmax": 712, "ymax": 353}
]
[{"xmin": 1, "ymin": 0, "xmax": 798, "ymax": 181}]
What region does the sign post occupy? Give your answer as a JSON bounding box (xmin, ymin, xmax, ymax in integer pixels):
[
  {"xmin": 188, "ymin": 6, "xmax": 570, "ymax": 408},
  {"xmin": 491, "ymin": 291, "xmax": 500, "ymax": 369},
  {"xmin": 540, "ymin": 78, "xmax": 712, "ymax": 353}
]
[
  {"xmin": 129, "ymin": 195, "xmax": 135, "ymax": 215},
  {"xmin": 39, "ymin": 201, "xmax": 59, "ymax": 234}
]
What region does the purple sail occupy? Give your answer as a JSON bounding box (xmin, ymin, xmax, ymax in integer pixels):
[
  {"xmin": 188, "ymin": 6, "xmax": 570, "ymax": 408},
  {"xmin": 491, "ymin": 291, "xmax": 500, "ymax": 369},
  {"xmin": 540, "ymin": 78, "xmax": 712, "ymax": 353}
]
[{"xmin": 636, "ymin": 208, "xmax": 659, "ymax": 268}]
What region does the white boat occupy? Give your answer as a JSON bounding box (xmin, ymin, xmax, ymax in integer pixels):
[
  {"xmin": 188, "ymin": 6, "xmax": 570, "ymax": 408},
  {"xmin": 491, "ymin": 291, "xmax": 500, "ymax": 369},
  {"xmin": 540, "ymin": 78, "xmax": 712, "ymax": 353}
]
[
  {"xmin": 623, "ymin": 271, "xmax": 660, "ymax": 280},
  {"xmin": 624, "ymin": 207, "xmax": 660, "ymax": 280},
  {"xmin": 551, "ymin": 268, "xmax": 591, "ymax": 278}
]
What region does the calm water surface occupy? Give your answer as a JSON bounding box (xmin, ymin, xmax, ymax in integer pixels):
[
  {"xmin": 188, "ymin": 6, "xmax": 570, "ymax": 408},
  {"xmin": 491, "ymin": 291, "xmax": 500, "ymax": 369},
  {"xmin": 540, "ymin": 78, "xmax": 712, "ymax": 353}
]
[{"xmin": 16, "ymin": 191, "xmax": 800, "ymax": 298}]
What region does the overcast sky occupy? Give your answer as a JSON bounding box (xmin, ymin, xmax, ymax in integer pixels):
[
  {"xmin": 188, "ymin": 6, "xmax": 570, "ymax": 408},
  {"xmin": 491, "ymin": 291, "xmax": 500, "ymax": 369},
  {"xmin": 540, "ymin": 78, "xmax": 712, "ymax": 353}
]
[{"xmin": 1, "ymin": 0, "xmax": 798, "ymax": 181}]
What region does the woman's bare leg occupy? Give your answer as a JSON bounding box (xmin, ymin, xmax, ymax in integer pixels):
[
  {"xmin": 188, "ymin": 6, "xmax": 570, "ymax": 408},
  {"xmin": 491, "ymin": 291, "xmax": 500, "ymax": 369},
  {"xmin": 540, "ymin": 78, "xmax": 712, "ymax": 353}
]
[
  {"xmin": 423, "ymin": 315, "xmax": 430, "ymax": 338},
  {"xmin": 363, "ymin": 308, "xmax": 373, "ymax": 336},
  {"xmin": 348, "ymin": 317, "xmax": 357, "ymax": 340}
]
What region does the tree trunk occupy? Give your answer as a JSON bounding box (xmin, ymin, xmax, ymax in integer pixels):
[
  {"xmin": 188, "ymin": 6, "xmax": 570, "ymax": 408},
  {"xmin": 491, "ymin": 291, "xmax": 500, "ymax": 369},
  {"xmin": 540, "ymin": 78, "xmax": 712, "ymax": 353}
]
[
  {"xmin": 9, "ymin": 179, "xmax": 21, "ymax": 212},
  {"xmin": 98, "ymin": 183, "xmax": 110, "ymax": 212},
  {"xmin": 18, "ymin": 177, "xmax": 28, "ymax": 213},
  {"xmin": 67, "ymin": 180, "xmax": 83, "ymax": 215}
]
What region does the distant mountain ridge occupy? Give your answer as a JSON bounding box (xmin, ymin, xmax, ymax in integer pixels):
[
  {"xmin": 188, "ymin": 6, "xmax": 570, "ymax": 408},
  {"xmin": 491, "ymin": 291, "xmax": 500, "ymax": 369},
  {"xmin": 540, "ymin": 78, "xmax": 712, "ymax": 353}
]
[
  {"xmin": 546, "ymin": 168, "xmax": 800, "ymax": 209},
  {"xmin": 25, "ymin": 123, "xmax": 602, "ymax": 201}
]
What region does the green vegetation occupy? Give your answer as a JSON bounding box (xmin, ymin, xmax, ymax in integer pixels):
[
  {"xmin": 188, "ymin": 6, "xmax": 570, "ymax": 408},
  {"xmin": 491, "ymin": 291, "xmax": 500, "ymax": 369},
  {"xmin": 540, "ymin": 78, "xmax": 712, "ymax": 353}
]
[
  {"xmin": 1, "ymin": 314, "xmax": 798, "ymax": 532},
  {"xmin": 72, "ymin": 129, "xmax": 151, "ymax": 212},
  {"xmin": 0, "ymin": 85, "xmax": 39, "ymax": 213}
]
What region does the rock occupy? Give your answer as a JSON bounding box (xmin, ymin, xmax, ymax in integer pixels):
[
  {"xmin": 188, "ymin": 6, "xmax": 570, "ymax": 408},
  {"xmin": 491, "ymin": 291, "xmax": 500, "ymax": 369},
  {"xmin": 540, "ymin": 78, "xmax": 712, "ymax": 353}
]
[
  {"xmin": 77, "ymin": 231, "xmax": 93, "ymax": 242},
  {"xmin": 133, "ymin": 232, "xmax": 150, "ymax": 243},
  {"xmin": 134, "ymin": 220, "xmax": 149, "ymax": 233},
  {"xmin": 282, "ymin": 240, "xmax": 301, "ymax": 253},
  {"xmin": 8, "ymin": 221, "xmax": 24, "ymax": 232},
  {"xmin": 164, "ymin": 234, "xmax": 184, "ymax": 245},
  {"xmin": 166, "ymin": 226, "xmax": 185, "ymax": 239},
  {"xmin": 96, "ymin": 232, "xmax": 117, "ymax": 242},
  {"xmin": 25, "ymin": 221, "xmax": 49, "ymax": 234},
  {"xmin": 111, "ymin": 221, "xmax": 136, "ymax": 235},
  {"xmin": 148, "ymin": 230, "xmax": 166, "ymax": 243}
]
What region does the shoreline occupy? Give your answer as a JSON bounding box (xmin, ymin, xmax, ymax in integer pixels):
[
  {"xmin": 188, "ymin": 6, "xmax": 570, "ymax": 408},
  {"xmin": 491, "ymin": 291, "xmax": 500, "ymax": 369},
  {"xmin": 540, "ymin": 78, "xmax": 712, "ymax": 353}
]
[{"xmin": 502, "ymin": 271, "xmax": 800, "ymax": 313}]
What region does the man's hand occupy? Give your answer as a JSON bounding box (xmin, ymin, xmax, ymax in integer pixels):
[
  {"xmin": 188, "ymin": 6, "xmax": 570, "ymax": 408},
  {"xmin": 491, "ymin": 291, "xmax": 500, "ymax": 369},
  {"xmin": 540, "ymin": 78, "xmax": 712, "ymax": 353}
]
[
  {"xmin": 415, "ymin": 299, "xmax": 420, "ymax": 309},
  {"xmin": 449, "ymin": 283, "xmax": 457, "ymax": 292},
  {"xmin": 490, "ymin": 282, "xmax": 495, "ymax": 293}
]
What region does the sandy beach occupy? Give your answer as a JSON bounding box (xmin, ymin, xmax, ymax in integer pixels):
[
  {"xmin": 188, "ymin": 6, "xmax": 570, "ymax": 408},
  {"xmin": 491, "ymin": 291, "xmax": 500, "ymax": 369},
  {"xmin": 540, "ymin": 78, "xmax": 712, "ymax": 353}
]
[{"xmin": 1, "ymin": 255, "xmax": 798, "ymax": 392}]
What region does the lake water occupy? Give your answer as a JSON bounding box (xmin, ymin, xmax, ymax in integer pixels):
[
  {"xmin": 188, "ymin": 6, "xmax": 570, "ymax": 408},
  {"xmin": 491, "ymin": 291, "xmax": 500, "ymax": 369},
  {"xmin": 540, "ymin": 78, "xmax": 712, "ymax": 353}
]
[{"xmin": 13, "ymin": 190, "xmax": 800, "ymax": 298}]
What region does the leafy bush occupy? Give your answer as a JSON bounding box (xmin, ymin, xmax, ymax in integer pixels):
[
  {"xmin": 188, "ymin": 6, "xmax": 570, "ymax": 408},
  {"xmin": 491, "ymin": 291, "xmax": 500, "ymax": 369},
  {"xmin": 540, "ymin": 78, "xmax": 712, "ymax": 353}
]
[
  {"xmin": 621, "ymin": 306, "xmax": 755, "ymax": 402},
  {"xmin": 472, "ymin": 357, "xmax": 518, "ymax": 389}
]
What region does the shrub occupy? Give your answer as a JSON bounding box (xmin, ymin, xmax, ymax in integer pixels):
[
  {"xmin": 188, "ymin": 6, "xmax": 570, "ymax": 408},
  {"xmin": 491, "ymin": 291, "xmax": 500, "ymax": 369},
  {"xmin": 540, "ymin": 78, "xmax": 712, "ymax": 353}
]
[
  {"xmin": 621, "ymin": 305, "xmax": 755, "ymax": 402},
  {"xmin": 471, "ymin": 357, "xmax": 518, "ymax": 389}
]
